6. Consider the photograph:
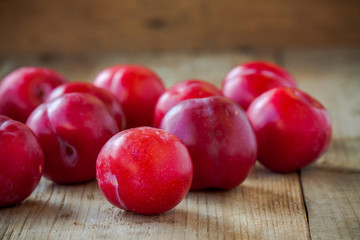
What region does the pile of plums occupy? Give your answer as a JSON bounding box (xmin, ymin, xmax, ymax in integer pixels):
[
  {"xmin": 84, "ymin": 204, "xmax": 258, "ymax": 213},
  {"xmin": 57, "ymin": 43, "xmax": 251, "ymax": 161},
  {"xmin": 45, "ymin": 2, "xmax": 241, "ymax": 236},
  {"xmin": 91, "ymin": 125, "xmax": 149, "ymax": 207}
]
[{"xmin": 0, "ymin": 62, "xmax": 332, "ymax": 214}]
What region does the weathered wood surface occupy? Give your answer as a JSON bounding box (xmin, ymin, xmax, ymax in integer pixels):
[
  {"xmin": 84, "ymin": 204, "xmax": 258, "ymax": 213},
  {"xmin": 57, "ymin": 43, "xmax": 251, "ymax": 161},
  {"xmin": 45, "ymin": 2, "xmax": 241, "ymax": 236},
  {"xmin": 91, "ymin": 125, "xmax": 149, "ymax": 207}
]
[
  {"xmin": 0, "ymin": 48, "xmax": 359, "ymax": 239},
  {"xmin": 0, "ymin": 0, "xmax": 360, "ymax": 55},
  {"xmin": 285, "ymin": 49, "xmax": 360, "ymax": 240},
  {"xmin": 0, "ymin": 165, "xmax": 308, "ymax": 239}
]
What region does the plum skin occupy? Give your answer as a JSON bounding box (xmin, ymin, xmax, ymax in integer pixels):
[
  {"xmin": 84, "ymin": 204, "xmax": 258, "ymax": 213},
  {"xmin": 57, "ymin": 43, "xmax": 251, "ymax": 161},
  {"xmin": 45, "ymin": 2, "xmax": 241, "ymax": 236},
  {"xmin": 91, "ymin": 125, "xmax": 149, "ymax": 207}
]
[
  {"xmin": 160, "ymin": 96, "xmax": 257, "ymax": 190},
  {"xmin": 26, "ymin": 93, "xmax": 119, "ymax": 184},
  {"xmin": 46, "ymin": 82, "xmax": 126, "ymax": 130},
  {"xmin": 96, "ymin": 127, "xmax": 193, "ymax": 215},
  {"xmin": 247, "ymin": 87, "xmax": 332, "ymax": 173},
  {"xmin": 93, "ymin": 65, "xmax": 165, "ymax": 128},
  {"xmin": 0, "ymin": 115, "xmax": 44, "ymax": 207},
  {"xmin": 154, "ymin": 79, "xmax": 222, "ymax": 127},
  {"xmin": 0, "ymin": 67, "xmax": 67, "ymax": 122},
  {"xmin": 222, "ymin": 61, "xmax": 297, "ymax": 110}
]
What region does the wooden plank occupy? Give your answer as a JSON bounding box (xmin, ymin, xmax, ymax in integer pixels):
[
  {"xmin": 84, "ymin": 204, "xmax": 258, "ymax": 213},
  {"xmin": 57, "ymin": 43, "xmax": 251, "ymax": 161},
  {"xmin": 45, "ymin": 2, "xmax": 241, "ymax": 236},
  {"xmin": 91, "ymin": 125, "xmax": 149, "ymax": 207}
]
[
  {"xmin": 284, "ymin": 48, "xmax": 360, "ymax": 239},
  {"xmin": 301, "ymin": 170, "xmax": 360, "ymax": 240},
  {"xmin": 0, "ymin": 52, "xmax": 310, "ymax": 239},
  {"xmin": 0, "ymin": 0, "xmax": 359, "ymax": 55},
  {"xmin": 0, "ymin": 165, "xmax": 309, "ymax": 239}
]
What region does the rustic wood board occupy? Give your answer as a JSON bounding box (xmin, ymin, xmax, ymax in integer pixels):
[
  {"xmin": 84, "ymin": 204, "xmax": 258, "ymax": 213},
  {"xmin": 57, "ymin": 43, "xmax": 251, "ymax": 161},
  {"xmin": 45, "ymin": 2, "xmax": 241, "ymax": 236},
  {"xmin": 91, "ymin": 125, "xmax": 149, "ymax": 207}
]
[
  {"xmin": 284, "ymin": 49, "xmax": 360, "ymax": 240},
  {"xmin": 0, "ymin": 49, "xmax": 359, "ymax": 239},
  {"xmin": 0, "ymin": 165, "xmax": 308, "ymax": 239}
]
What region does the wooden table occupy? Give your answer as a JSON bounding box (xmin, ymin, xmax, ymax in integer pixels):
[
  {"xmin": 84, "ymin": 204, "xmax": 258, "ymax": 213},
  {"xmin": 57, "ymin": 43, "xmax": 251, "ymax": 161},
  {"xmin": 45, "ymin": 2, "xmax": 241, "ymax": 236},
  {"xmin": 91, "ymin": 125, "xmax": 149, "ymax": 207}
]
[{"xmin": 0, "ymin": 48, "xmax": 359, "ymax": 239}]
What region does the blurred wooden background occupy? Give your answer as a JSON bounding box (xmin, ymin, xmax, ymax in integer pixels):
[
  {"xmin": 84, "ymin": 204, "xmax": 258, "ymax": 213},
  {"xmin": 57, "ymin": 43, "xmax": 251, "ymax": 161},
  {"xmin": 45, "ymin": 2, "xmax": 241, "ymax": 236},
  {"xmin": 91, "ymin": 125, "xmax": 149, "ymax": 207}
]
[{"xmin": 1, "ymin": 0, "xmax": 360, "ymax": 55}]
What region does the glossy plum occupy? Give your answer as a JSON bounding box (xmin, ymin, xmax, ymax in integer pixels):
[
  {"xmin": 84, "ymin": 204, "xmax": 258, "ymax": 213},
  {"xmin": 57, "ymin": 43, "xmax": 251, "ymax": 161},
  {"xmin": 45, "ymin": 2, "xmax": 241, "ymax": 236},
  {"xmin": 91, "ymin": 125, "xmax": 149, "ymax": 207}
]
[
  {"xmin": 93, "ymin": 65, "xmax": 165, "ymax": 128},
  {"xmin": 160, "ymin": 96, "xmax": 257, "ymax": 190},
  {"xmin": 96, "ymin": 127, "xmax": 193, "ymax": 215},
  {"xmin": 26, "ymin": 93, "xmax": 119, "ymax": 184},
  {"xmin": 154, "ymin": 79, "xmax": 222, "ymax": 127},
  {"xmin": 222, "ymin": 61, "xmax": 297, "ymax": 110},
  {"xmin": 0, "ymin": 115, "xmax": 44, "ymax": 207},
  {"xmin": 0, "ymin": 67, "xmax": 67, "ymax": 122},
  {"xmin": 247, "ymin": 87, "xmax": 332, "ymax": 172},
  {"xmin": 46, "ymin": 82, "xmax": 126, "ymax": 130}
]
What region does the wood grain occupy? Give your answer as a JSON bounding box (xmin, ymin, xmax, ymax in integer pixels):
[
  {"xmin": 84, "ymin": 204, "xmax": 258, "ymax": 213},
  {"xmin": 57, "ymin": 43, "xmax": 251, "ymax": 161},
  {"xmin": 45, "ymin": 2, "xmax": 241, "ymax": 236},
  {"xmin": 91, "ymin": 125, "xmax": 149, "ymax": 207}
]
[
  {"xmin": 0, "ymin": 0, "xmax": 360, "ymax": 55},
  {"xmin": 301, "ymin": 170, "xmax": 360, "ymax": 240},
  {"xmin": 0, "ymin": 165, "xmax": 309, "ymax": 239},
  {"xmin": 284, "ymin": 49, "xmax": 360, "ymax": 239}
]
